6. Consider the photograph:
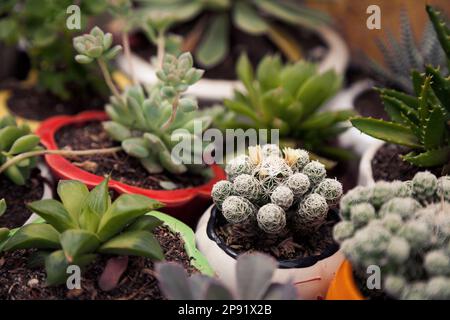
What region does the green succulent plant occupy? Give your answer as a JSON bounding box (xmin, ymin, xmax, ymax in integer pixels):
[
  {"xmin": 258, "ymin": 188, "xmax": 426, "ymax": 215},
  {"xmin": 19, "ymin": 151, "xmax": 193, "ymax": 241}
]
[
  {"xmin": 217, "ymin": 54, "xmax": 354, "ymax": 161},
  {"xmin": 0, "ymin": 199, "xmax": 6, "ymax": 217},
  {"xmin": 213, "ymin": 145, "xmax": 342, "ymax": 235},
  {"xmin": 0, "ymin": 116, "xmax": 41, "ymax": 185},
  {"xmin": 136, "ymin": 0, "xmax": 329, "ymax": 68},
  {"xmin": 370, "ymin": 9, "xmax": 448, "ymax": 94},
  {"xmin": 157, "ymin": 252, "xmax": 297, "ymax": 300},
  {"xmin": 0, "ymin": 0, "xmax": 109, "ymax": 100},
  {"xmin": 1, "ymin": 178, "xmax": 165, "ymax": 286},
  {"xmin": 334, "ymin": 171, "xmax": 450, "ymax": 300},
  {"xmin": 352, "ymin": 6, "xmax": 450, "ymax": 169}
]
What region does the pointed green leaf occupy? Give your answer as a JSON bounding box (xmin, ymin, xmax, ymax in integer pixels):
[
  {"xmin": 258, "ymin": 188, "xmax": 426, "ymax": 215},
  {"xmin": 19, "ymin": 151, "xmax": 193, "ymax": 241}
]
[
  {"xmin": 4, "ymin": 165, "xmax": 26, "ymax": 185},
  {"xmin": 27, "ymin": 200, "xmax": 76, "ymax": 232},
  {"xmin": 280, "ymin": 62, "xmax": 317, "ymax": 96},
  {"xmin": 102, "ymin": 121, "xmax": 132, "ymax": 142},
  {"xmin": 417, "ymin": 75, "xmax": 432, "ymax": 123},
  {"xmin": 57, "ymin": 180, "xmax": 89, "ymax": 222},
  {"xmin": 140, "ymin": 155, "xmax": 164, "ymax": 174},
  {"xmin": 0, "ymin": 199, "xmax": 6, "ymax": 217},
  {"xmin": 78, "ymin": 207, "xmax": 101, "ymax": 233},
  {"xmin": 233, "ymin": 1, "xmax": 268, "ymax": 34},
  {"xmin": 0, "ymin": 126, "xmax": 25, "ymax": 151},
  {"xmin": 85, "ymin": 178, "xmax": 111, "ymax": 217},
  {"xmin": 126, "ymin": 214, "xmax": 163, "ymax": 232},
  {"xmin": 223, "ymin": 99, "xmax": 259, "ymax": 122},
  {"xmin": 256, "ymin": 55, "xmax": 282, "ymax": 91},
  {"xmin": 122, "ymin": 138, "xmax": 150, "ymax": 158},
  {"xmin": 300, "ymin": 110, "xmax": 355, "ymax": 130},
  {"xmin": 426, "ymin": 5, "xmax": 450, "ymax": 60},
  {"xmin": 4, "ymin": 224, "xmax": 60, "ymax": 251},
  {"xmin": 98, "ymin": 230, "xmax": 164, "ymax": 260},
  {"xmin": 402, "ymin": 147, "xmax": 450, "ymax": 167},
  {"xmin": 422, "ymin": 106, "xmax": 446, "ymax": 149},
  {"xmin": 0, "ymin": 228, "xmax": 9, "ymax": 243},
  {"xmin": 60, "ymin": 229, "xmax": 100, "ymax": 263},
  {"xmin": 45, "ymin": 250, "xmax": 96, "ymax": 286},
  {"xmin": 425, "ymin": 65, "xmax": 450, "ymax": 110},
  {"xmin": 8, "ymin": 134, "xmax": 40, "ymax": 155},
  {"xmin": 236, "ymin": 53, "xmax": 255, "ymax": 93},
  {"xmin": 196, "ymin": 14, "xmax": 229, "ymax": 67}
]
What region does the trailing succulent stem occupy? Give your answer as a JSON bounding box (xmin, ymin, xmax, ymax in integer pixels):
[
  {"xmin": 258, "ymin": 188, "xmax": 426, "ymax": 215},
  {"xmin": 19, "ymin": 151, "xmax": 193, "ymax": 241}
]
[
  {"xmin": 335, "ymin": 172, "xmax": 450, "ymax": 299},
  {"xmin": 212, "ymin": 145, "xmax": 342, "ymax": 235}
]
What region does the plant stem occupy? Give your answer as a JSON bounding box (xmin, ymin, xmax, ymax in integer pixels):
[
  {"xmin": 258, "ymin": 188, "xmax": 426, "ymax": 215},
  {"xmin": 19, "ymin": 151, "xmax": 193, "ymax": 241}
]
[
  {"xmin": 0, "ymin": 147, "xmax": 122, "ymax": 175},
  {"xmin": 156, "ymin": 30, "xmax": 166, "ymax": 69},
  {"xmin": 161, "ymin": 94, "xmax": 180, "ymax": 130},
  {"xmin": 122, "ymin": 31, "xmax": 137, "ymax": 85},
  {"xmin": 98, "ymin": 58, "xmax": 122, "ymax": 102}
]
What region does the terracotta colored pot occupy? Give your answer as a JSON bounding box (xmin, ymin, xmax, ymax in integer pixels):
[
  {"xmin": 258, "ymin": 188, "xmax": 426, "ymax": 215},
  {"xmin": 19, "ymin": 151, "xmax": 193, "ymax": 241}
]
[
  {"xmin": 326, "ymin": 260, "xmax": 365, "ymax": 300},
  {"xmin": 36, "ymin": 111, "xmax": 226, "ymax": 227}
]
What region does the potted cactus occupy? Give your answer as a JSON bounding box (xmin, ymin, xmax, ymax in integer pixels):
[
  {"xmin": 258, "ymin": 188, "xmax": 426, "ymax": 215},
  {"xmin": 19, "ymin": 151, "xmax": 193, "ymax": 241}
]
[
  {"xmin": 0, "ymin": 116, "xmax": 53, "ymax": 229},
  {"xmin": 195, "ymin": 144, "xmax": 345, "ymax": 300},
  {"xmin": 0, "ymin": 178, "xmax": 212, "ymax": 299},
  {"xmin": 117, "ymin": 0, "xmax": 349, "ymax": 101},
  {"xmin": 157, "ymin": 252, "xmax": 297, "ymax": 300},
  {"xmin": 352, "ymin": 6, "xmax": 450, "ymax": 186},
  {"xmin": 36, "ymin": 26, "xmax": 225, "ymax": 226},
  {"xmin": 328, "ymin": 171, "xmax": 450, "ymax": 300}
]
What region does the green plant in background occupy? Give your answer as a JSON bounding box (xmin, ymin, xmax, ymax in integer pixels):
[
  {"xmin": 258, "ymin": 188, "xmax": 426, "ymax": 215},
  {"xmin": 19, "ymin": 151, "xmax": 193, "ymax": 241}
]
[
  {"xmin": 217, "ymin": 54, "xmax": 354, "ymax": 162},
  {"xmin": 136, "ymin": 0, "xmax": 329, "ymax": 68},
  {"xmin": 0, "ymin": 0, "xmax": 109, "ymax": 100},
  {"xmin": 0, "ymin": 199, "xmax": 6, "ymax": 216},
  {"xmin": 334, "ymin": 172, "xmax": 450, "ymax": 300},
  {"xmin": 352, "ymin": 6, "xmax": 450, "ymax": 169},
  {"xmin": 157, "ymin": 252, "xmax": 297, "ymax": 299},
  {"xmin": 75, "ymin": 26, "xmax": 212, "ymax": 177},
  {"xmin": 0, "ymin": 115, "xmax": 41, "ymax": 185},
  {"xmin": 212, "ymin": 145, "xmax": 342, "ymax": 235},
  {"xmin": 370, "ymin": 10, "xmax": 448, "ymax": 94},
  {"xmin": 1, "ymin": 178, "xmax": 165, "ymax": 286}
]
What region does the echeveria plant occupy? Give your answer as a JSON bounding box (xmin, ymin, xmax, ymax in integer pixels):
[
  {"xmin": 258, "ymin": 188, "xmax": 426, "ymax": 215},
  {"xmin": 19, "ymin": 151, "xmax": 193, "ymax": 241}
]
[
  {"xmin": 1, "ymin": 178, "xmax": 164, "ymax": 286},
  {"xmin": 334, "ymin": 172, "xmax": 450, "ymax": 299}
]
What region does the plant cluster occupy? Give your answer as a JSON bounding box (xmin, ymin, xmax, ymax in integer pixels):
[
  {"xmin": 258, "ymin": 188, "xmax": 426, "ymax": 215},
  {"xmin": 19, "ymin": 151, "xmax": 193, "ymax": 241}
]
[
  {"xmin": 217, "ymin": 54, "xmax": 354, "ymax": 162},
  {"xmin": 157, "ymin": 252, "xmax": 297, "ymax": 300},
  {"xmin": 137, "ymin": 0, "xmax": 329, "ymax": 68},
  {"xmin": 0, "ymin": 178, "xmax": 165, "ymax": 286},
  {"xmin": 212, "ymin": 144, "xmax": 342, "ymax": 235},
  {"xmin": 352, "ymin": 6, "xmax": 450, "ymax": 168},
  {"xmin": 334, "ymin": 171, "xmax": 450, "ymax": 299}
]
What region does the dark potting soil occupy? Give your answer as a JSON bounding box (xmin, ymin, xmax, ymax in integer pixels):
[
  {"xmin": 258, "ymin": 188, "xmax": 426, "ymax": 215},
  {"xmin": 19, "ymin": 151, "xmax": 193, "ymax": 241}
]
[
  {"xmin": 371, "ymin": 143, "xmax": 444, "ymax": 182},
  {"xmin": 216, "ymin": 211, "xmax": 337, "ymax": 261},
  {"xmin": 3, "ymin": 82, "xmax": 106, "ymax": 121},
  {"xmin": 0, "ymin": 226, "xmax": 197, "ymax": 300},
  {"xmin": 0, "ymin": 169, "xmax": 44, "ymax": 229},
  {"xmin": 130, "ymin": 15, "xmax": 325, "ymax": 80},
  {"xmin": 55, "ymin": 121, "xmax": 209, "ymax": 190}
]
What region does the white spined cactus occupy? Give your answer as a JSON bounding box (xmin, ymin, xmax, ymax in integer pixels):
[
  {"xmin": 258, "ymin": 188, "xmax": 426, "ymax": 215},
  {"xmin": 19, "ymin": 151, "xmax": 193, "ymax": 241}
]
[
  {"xmin": 437, "ymin": 176, "xmax": 450, "ymax": 201},
  {"xmin": 222, "ymin": 196, "xmax": 256, "ymax": 224},
  {"xmin": 257, "ymin": 204, "xmax": 287, "ymax": 234},
  {"xmin": 379, "ymin": 197, "xmax": 422, "ymax": 219},
  {"xmin": 297, "ymin": 193, "xmax": 328, "ymax": 231},
  {"xmin": 211, "ymin": 180, "xmax": 234, "ymax": 209},
  {"xmin": 286, "ymin": 173, "xmax": 310, "ymax": 198},
  {"xmin": 301, "ymin": 161, "xmax": 326, "ymax": 186},
  {"xmin": 315, "ymin": 178, "xmax": 343, "ymax": 205},
  {"xmin": 350, "ymin": 203, "xmax": 376, "ymax": 228},
  {"xmin": 255, "ymin": 156, "xmax": 293, "ymax": 196},
  {"xmin": 225, "ymin": 155, "xmax": 254, "ymax": 182},
  {"xmin": 233, "ymin": 174, "xmax": 262, "ymax": 202},
  {"xmin": 283, "ymin": 147, "xmax": 309, "ymax": 172},
  {"xmin": 261, "ymin": 144, "xmax": 281, "ymax": 158},
  {"xmin": 270, "ymin": 185, "xmax": 294, "ymax": 210},
  {"xmin": 412, "ymin": 171, "xmax": 438, "ymax": 202}
]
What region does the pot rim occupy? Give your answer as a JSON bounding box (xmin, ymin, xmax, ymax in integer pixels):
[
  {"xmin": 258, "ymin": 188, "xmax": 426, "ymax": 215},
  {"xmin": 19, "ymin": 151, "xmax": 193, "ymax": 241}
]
[
  {"xmin": 358, "ymin": 140, "xmax": 384, "ymax": 186},
  {"xmin": 36, "ymin": 111, "xmax": 226, "ymax": 208},
  {"xmin": 206, "ymin": 205, "xmax": 340, "ymax": 269}
]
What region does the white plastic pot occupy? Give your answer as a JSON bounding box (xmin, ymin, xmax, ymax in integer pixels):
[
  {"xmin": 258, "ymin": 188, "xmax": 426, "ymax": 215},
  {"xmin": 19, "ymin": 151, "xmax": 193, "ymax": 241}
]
[
  {"xmin": 358, "ymin": 140, "xmax": 384, "ymax": 187},
  {"xmin": 118, "ymin": 25, "xmax": 349, "ymax": 101},
  {"xmin": 195, "ymin": 205, "xmax": 345, "ymax": 300}
]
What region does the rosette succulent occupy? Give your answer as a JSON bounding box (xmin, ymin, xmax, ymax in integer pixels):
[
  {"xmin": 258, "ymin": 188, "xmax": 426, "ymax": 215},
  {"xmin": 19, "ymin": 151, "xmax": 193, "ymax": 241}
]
[
  {"xmin": 212, "ymin": 145, "xmax": 342, "ymax": 235},
  {"xmin": 334, "ymin": 171, "xmax": 450, "ymax": 300}
]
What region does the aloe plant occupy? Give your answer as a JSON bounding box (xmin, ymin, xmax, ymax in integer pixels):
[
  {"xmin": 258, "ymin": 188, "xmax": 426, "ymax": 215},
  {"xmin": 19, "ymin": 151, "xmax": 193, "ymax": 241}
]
[
  {"xmin": 217, "ymin": 54, "xmax": 354, "ymax": 161},
  {"xmin": 136, "ymin": 0, "xmax": 329, "ymax": 68},
  {"xmin": 352, "ymin": 6, "xmax": 450, "ymax": 168},
  {"xmin": 0, "ymin": 115, "xmax": 41, "ymax": 185},
  {"xmin": 157, "ymin": 252, "xmax": 297, "ymax": 300},
  {"xmin": 1, "ymin": 178, "xmax": 165, "ymax": 286}
]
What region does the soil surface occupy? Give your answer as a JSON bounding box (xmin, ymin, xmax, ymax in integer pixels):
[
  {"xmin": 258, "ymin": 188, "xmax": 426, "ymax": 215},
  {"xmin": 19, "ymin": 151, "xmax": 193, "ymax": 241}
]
[
  {"xmin": 55, "ymin": 121, "xmax": 210, "ymax": 190},
  {"xmin": 130, "ymin": 14, "xmax": 325, "ymax": 80},
  {"xmin": 216, "ymin": 211, "xmax": 337, "ymax": 261},
  {"xmin": 371, "ymin": 143, "xmax": 444, "ymax": 182},
  {"xmin": 0, "ymin": 226, "xmax": 197, "ymax": 300},
  {"xmin": 0, "ymin": 169, "xmax": 44, "ymax": 229},
  {"xmin": 2, "ymin": 82, "xmax": 106, "ymax": 121}
]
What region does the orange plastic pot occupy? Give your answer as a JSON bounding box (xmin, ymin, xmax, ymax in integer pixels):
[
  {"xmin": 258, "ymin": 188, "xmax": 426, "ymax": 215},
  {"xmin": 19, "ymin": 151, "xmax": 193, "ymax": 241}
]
[{"xmin": 326, "ymin": 260, "xmax": 365, "ymax": 300}]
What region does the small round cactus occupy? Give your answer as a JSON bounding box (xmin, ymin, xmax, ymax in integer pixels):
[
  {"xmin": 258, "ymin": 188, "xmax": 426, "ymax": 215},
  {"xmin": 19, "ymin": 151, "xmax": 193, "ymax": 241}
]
[
  {"xmin": 225, "ymin": 155, "xmax": 254, "ymax": 182},
  {"xmin": 212, "ymin": 180, "xmax": 234, "ymax": 209},
  {"xmin": 386, "ymin": 236, "xmax": 410, "ymax": 264},
  {"xmin": 222, "ymin": 196, "xmax": 256, "ymax": 224},
  {"xmin": 333, "ymin": 221, "xmax": 354, "ymax": 242},
  {"xmin": 286, "ymin": 173, "xmax": 310, "ymax": 198},
  {"xmin": 297, "ymin": 193, "xmax": 328, "ymax": 231},
  {"xmin": 283, "ymin": 147, "xmax": 309, "ymax": 172},
  {"xmin": 302, "ymin": 161, "xmax": 326, "ymax": 186},
  {"xmin": 257, "ymin": 204, "xmax": 286, "ymax": 234},
  {"xmin": 315, "ymin": 178, "xmax": 343, "ymax": 205},
  {"xmin": 371, "ymin": 181, "xmax": 397, "ymax": 208},
  {"xmin": 424, "ymin": 250, "xmax": 450, "ymax": 276},
  {"xmin": 412, "ymin": 171, "xmax": 438, "ymax": 202},
  {"xmin": 384, "ymin": 275, "xmax": 406, "ymax": 298},
  {"xmin": 350, "ymin": 203, "xmax": 376, "ymax": 228},
  {"xmin": 379, "ymin": 197, "xmax": 422, "ymax": 219},
  {"xmin": 437, "ymin": 176, "xmax": 450, "ymax": 201},
  {"xmin": 233, "ymin": 174, "xmax": 262, "ymax": 202},
  {"xmin": 261, "ymin": 144, "xmax": 281, "ymax": 158},
  {"xmin": 270, "ymin": 185, "xmax": 294, "ymax": 210}
]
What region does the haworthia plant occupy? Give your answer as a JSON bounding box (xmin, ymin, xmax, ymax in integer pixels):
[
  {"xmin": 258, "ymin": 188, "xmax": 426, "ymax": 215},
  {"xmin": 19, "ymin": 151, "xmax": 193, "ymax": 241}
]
[
  {"xmin": 1, "ymin": 178, "xmax": 165, "ymax": 286},
  {"xmin": 157, "ymin": 252, "xmax": 298, "ymax": 300},
  {"xmin": 352, "ymin": 6, "xmax": 450, "ymax": 168},
  {"xmin": 0, "ymin": 116, "xmax": 41, "ymax": 185}
]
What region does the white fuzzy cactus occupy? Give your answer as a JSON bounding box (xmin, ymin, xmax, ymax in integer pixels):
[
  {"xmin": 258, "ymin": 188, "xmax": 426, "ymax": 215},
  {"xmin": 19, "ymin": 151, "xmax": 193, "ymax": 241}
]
[
  {"xmin": 286, "ymin": 173, "xmax": 310, "ymax": 198},
  {"xmin": 301, "ymin": 161, "xmax": 326, "ymax": 186},
  {"xmin": 315, "ymin": 178, "xmax": 343, "ymax": 205},
  {"xmin": 211, "ymin": 180, "xmax": 234, "ymax": 209},
  {"xmin": 225, "ymin": 155, "xmax": 254, "ymax": 182},
  {"xmin": 222, "ymin": 196, "xmax": 256, "ymax": 224},
  {"xmin": 412, "ymin": 171, "xmax": 438, "ymax": 202},
  {"xmin": 257, "ymin": 204, "xmax": 287, "ymax": 234},
  {"xmin": 233, "ymin": 174, "xmax": 262, "ymax": 202},
  {"xmin": 297, "ymin": 193, "xmax": 328, "ymax": 232},
  {"xmin": 270, "ymin": 185, "xmax": 294, "ymax": 210}
]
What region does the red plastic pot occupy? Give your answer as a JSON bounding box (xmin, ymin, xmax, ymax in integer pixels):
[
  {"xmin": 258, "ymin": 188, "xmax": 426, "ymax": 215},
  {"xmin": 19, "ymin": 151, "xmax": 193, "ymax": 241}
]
[{"xmin": 36, "ymin": 111, "xmax": 226, "ymax": 227}]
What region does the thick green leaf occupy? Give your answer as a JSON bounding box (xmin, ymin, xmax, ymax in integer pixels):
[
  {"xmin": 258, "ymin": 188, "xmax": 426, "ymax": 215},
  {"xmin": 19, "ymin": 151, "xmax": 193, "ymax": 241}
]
[
  {"xmin": 256, "ymin": 55, "xmax": 282, "ymax": 91},
  {"xmin": 280, "ymin": 62, "xmax": 316, "ymax": 96},
  {"xmin": 402, "ymin": 147, "xmax": 450, "ymax": 167},
  {"xmin": 57, "ymin": 180, "xmax": 89, "ymax": 222},
  {"xmin": 4, "ymin": 224, "xmax": 60, "ymax": 251},
  {"xmin": 426, "ymin": 5, "xmax": 450, "ymax": 60},
  {"xmin": 196, "ymin": 14, "xmax": 229, "ymax": 67},
  {"xmin": 0, "ymin": 126, "xmax": 26, "ymax": 151},
  {"xmin": 27, "ymin": 200, "xmax": 76, "ymax": 232},
  {"xmin": 417, "ymin": 76, "xmax": 432, "ymax": 123},
  {"xmin": 97, "ymin": 194, "xmax": 164, "ymax": 242},
  {"xmin": 85, "ymin": 178, "xmax": 110, "ymax": 217},
  {"xmin": 223, "ymin": 99, "xmax": 259, "ymax": 122},
  {"xmin": 236, "ymin": 53, "xmax": 255, "ymax": 93},
  {"xmin": 4, "ymin": 165, "xmax": 26, "ymax": 185},
  {"xmin": 45, "ymin": 250, "xmax": 96, "ymax": 286},
  {"xmin": 382, "ymin": 96, "xmax": 420, "ymax": 130},
  {"xmin": 233, "ymin": 1, "xmax": 268, "ymax": 34},
  {"xmin": 122, "ymin": 138, "xmax": 150, "ymax": 158},
  {"xmin": 102, "ymin": 121, "xmax": 132, "ymax": 142},
  {"xmin": 8, "ymin": 134, "xmax": 40, "ymax": 155},
  {"xmin": 78, "ymin": 207, "xmax": 101, "ymax": 233},
  {"xmin": 0, "ymin": 198, "xmax": 6, "ymax": 217},
  {"xmin": 351, "ymin": 117, "xmax": 422, "ymax": 149},
  {"xmin": 377, "ymin": 88, "xmax": 419, "ymax": 109},
  {"xmin": 98, "ymin": 230, "xmax": 164, "ymax": 260},
  {"xmin": 300, "ymin": 110, "xmax": 355, "ymax": 130},
  {"xmin": 425, "ymin": 65, "xmax": 450, "ymax": 111},
  {"xmin": 60, "ymin": 229, "xmax": 100, "ymax": 263},
  {"xmin": 126, "ymin": 214, "xmax": 164, "ymax": 232},
  {"xmin": 0, "ymin": 227, "xmax": 10, "ymax": 243},
  {"xmin": 422, "ymin": 106, "xmax": 446, "ymax": 149}
]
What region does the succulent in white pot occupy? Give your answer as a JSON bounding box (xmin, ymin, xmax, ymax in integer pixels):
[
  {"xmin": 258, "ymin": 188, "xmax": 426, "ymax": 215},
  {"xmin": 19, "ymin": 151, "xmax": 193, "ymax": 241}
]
[{"xmin": 195, "ymin": 144, "xmax": 345, "ymax": 300}]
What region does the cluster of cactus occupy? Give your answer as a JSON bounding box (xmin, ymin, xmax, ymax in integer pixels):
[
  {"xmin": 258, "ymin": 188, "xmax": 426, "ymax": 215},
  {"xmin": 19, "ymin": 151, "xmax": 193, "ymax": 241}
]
[
  {"xmin": 75, "ymin": 27, "xmax": 211, "ymax": 175},
  {"xmin": 0, "ymin": 178, "xmax": 164, "ymax": 286},
  {"xmin": 352, "ymin": 6, "xmax": 450, "ymax": 168},
  {"xmin": 334, "ymin": 171, "xmax": 450, "ymax": 299},
  {"xmin": 0, "ymin": 116, "xmax": 41, "ymax": 185},
  {"xmin": 217, "ymin": 54, "xmax": 354, "ymax": 162},
  {"xmin": 157, "ymin": 252, "xmax": 297, "ymax": 300},
  {"xmin": 212, "ymin": 145, "xmax": 342, "ymax": 235}
]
